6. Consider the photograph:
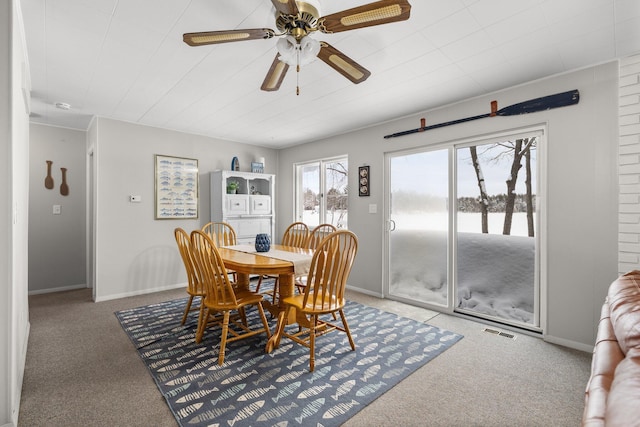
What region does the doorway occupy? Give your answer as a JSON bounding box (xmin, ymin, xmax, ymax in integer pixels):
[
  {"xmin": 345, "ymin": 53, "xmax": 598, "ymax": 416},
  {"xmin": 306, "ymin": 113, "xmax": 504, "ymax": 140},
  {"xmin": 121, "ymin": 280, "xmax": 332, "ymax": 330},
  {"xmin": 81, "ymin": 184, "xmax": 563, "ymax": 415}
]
[{"xmin": 384, "ymin": 129, "xmax": 543, "ymax": 331}]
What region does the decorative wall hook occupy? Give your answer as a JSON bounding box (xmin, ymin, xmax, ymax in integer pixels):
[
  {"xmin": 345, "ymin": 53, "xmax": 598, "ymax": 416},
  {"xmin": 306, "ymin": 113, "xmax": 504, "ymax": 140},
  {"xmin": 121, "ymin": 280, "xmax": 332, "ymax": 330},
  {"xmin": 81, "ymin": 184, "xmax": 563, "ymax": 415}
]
[{"xmin": 419, "ymin": 117, "xmax": 426, "ymax": 132}]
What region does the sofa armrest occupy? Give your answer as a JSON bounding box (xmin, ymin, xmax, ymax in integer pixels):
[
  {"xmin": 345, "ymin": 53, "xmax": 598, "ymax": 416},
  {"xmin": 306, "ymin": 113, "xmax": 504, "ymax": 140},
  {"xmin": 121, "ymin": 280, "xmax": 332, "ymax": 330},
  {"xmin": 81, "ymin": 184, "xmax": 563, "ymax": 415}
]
[{"xmin": 582, "ymin": 300, "xmax": 624, "ymax": 426}]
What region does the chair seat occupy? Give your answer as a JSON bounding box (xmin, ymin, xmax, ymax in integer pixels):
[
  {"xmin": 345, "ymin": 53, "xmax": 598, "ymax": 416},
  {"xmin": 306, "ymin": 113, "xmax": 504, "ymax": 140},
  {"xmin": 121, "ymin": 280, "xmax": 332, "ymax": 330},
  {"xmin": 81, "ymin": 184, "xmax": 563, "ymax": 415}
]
[
  {"xmin": 282, "ymin": 294, "xmax": 345, "ymax": 314},
  {"xmin": 207, "ymin": 290, "xmax": 264, "ymax": 310}
]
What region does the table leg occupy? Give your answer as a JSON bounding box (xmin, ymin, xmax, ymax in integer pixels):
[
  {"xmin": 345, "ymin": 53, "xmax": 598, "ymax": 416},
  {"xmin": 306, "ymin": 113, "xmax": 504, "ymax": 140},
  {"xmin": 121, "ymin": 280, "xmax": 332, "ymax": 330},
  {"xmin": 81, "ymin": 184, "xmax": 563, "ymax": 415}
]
[{"xmin": 235, "ymin": 272, "xmax": 250, "ymax": 291}]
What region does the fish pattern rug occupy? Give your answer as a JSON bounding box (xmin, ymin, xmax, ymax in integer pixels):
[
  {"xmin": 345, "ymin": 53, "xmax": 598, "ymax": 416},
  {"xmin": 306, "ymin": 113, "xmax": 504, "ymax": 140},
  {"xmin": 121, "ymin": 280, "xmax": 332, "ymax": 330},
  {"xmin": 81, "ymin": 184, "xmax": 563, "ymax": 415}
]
[{"xmin": 115, "ymin": 289, "xmax": 463, "ymax": 426}]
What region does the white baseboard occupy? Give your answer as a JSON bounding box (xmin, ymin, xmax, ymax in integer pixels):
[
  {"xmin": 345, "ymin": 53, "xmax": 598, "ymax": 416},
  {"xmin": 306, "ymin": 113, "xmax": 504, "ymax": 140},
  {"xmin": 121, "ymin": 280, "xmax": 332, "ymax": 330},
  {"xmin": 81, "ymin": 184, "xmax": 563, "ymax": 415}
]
[
  {"xmin": 346, "ymin": 284, "xmax": 383, "ymax": 298},
  {"xmin": 28, "ymin": 283, "xmax": 87, "ymax": 295},
  {"xmin": 543, "ymin": 334, "xmax": 594, "ymax": 353},
  {"xmin": 94, "ymin": 282, "xmax": 186, "ymax": 302}
]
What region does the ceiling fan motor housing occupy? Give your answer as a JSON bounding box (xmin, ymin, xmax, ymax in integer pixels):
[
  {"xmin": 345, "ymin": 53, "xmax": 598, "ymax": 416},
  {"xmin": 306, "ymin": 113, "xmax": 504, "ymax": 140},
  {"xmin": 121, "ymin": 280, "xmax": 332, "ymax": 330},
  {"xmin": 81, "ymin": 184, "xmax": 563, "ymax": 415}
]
[{"xmin": 275, "ymin": 1, "xmax": 321, "ymax": 40}]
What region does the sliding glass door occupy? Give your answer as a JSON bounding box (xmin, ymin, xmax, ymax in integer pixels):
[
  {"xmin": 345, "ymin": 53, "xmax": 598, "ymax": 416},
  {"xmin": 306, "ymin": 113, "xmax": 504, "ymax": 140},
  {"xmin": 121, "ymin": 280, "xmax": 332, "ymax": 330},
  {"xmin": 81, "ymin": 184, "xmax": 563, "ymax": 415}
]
[
  {"xmin": 455, "ymin": 137, "xmax": 539, "ymax": 329},
  {"xmin": 385, "ymin": 130, "xmax": 542, "ymax": 330},
  {"xmin": 387, "ymin": 149, "xmax": 450, "ymax": 307}
]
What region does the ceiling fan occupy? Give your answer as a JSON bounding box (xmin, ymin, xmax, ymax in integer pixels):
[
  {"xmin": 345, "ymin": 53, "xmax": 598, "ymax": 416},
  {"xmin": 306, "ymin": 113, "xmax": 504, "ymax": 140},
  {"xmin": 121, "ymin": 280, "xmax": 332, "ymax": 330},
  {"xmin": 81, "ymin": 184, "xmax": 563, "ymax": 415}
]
[{"xmin": 183, "ymin": 0, "xmax": 412, "ymax": 94}]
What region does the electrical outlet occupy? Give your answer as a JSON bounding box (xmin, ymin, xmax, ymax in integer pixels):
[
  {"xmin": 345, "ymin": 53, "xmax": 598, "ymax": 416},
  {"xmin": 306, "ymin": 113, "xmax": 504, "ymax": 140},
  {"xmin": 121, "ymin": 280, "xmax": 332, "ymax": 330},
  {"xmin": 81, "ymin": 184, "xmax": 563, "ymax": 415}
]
[{"xmin": 53, "ymin": 205, "xmax": 61, "ymax": 215}]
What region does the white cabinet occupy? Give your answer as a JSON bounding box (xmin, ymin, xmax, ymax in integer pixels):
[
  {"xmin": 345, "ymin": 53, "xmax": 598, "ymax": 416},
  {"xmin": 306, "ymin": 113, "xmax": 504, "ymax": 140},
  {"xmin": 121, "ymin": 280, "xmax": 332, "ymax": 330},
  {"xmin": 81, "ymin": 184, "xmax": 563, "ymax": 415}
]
[{"xmin": 210, "ymin": 170, "xmax": 275, "ymax": 244}]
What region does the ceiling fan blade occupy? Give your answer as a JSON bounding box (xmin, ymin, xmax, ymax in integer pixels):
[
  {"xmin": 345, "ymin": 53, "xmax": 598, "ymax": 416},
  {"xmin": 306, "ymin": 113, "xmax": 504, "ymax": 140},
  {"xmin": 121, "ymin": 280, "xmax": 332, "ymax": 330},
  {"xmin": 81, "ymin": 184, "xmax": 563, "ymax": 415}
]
[
  {"xmin": 183, "ymin": 29, "xmax": 275, "ymax": 46},
  {"xmin": 317, "ymin": 42, "xmax": 371, "ymax": 84},
  {"xmin": 261, "ymin": 54, "xmax": 290, "ymax": 91},
  {"xmin": 270, "ymin": 0, "xmax": 299, "ymax": 16},
  {"xmin": 319, "ymin": 0, "xmax": 411, "ymax": 33}
]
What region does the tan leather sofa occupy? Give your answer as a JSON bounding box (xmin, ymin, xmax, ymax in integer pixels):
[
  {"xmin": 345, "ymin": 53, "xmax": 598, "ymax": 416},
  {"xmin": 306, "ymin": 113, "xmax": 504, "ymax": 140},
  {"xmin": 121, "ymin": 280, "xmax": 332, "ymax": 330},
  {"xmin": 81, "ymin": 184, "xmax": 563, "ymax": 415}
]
[{"xmin": 582, "ymin": 270, "xmax": 640, "ymax": 426}]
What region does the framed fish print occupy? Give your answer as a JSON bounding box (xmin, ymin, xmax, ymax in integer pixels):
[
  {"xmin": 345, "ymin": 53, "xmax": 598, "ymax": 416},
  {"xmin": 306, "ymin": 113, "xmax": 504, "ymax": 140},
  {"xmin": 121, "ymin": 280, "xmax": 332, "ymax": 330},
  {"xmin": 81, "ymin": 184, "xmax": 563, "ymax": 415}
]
[
  {"xmin": 358, "ymin": 165, "xmax": 370, "ymax": 197},
  {"xmin": 155, "ymin": 155, "xmax": 199, "ymax": 219}
]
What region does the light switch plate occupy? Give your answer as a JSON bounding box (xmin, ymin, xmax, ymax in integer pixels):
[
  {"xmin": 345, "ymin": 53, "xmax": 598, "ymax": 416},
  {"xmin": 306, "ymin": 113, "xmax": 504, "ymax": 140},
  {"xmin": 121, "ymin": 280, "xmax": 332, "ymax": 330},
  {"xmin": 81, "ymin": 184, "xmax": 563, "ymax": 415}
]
[
  {"xmin": 53, "ymin": 205, "xmax": 61, "ymax": 215},
  {"xmin": 130, "ymin": 195, "xmax": 142, "ymax": 202},
  {"xmin": 368, "ymin": 204, "xmax": 377, "ymax": 214}
]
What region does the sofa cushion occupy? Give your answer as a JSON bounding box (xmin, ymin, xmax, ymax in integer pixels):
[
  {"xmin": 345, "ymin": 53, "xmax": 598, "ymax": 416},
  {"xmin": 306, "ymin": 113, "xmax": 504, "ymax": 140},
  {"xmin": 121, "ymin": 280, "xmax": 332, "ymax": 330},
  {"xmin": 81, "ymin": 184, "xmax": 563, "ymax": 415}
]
[{"xmin": 607, "ymin": 270, "xmax": 640, "ymax": 355}]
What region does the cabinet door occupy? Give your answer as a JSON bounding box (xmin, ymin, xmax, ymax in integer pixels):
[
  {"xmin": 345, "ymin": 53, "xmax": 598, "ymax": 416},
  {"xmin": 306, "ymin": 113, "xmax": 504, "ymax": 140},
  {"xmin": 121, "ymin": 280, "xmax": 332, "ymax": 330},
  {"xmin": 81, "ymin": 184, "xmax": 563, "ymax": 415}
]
[
  {"xmin": 250, "ymin": 195, "xmax": 271, "ymax": 214},
  {"xmin": 232, "ymin": 218, "xmax": 272, "ymax": 240},
  {"xmin": 225, "ymin": 195, "xmax": 249, "ymax": 215}
]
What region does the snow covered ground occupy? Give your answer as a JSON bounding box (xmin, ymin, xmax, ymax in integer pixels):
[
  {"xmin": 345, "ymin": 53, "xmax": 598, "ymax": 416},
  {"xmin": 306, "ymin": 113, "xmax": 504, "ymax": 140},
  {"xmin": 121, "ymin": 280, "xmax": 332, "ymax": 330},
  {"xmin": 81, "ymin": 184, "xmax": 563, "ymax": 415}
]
[{"xmin": 390, "ymin": 213, "xmax": 535, "ymax": 324}]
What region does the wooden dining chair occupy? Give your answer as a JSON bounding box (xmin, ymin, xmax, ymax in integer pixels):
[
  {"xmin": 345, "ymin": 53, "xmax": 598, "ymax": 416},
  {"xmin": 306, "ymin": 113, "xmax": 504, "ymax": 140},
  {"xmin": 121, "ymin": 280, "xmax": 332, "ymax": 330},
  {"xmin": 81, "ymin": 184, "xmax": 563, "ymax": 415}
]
[
  {"xmin": 268, "ymin": 230, "xmax": 358, "ymax": 372},
  {"xmin": 174, "ymin": 228, "xmax": 206, "ymax": 327},
  {"xmin": 202, "ymin": 221, "xmax": 237, "ymax": 247},
  {"xmin": 255, "ymin": 221, "xmax": 310, "ymax": 299},
  {"xmin": 281, "ymin": 221, "xmax": 310, "ymax": 247},
  {"xmin": 202, "ymin": 221, "xmax": 237, "ymax": 283},
  {"xmin": 306, "ymin": 223, "xmax": 337, "ymax": 250},
  {"xmin": 296, "ymin": 223, "xmax": 337, "ymax": 293},
  {"xmin": 190, "ymin": 230, "xmax": 271, "ymax": 365}
]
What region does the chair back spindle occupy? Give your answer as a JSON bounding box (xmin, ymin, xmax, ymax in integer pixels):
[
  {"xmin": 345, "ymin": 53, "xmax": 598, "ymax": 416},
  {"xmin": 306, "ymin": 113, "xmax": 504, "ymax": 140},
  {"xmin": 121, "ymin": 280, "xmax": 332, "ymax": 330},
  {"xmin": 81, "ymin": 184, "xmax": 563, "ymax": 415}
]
[
  {"xmin": 202, "ymin": 222, "xmax": 237, "ymax": 247},
  {"xmin": 281, "ymin": 222, "xmax": 309, "ymax": 248},
  {"xmin": 305, "ymin": 223, "xmax": 337, "ymax": 250}
]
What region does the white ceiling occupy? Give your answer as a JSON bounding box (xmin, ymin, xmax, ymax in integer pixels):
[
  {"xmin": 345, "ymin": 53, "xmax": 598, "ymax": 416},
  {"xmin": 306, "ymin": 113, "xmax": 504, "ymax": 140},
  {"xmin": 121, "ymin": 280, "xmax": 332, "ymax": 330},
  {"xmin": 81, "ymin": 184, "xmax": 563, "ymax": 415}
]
[{"xmin": 20, "ymin": 0, "xmax": 640, "ymax": 148}]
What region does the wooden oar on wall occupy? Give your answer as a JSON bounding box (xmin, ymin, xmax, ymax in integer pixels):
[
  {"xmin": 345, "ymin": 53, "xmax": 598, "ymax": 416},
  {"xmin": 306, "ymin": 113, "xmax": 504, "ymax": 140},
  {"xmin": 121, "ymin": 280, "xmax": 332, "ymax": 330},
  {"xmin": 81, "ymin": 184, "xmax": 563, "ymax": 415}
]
[
  {"xmin": 383, "ymin": 89, "xmax": 580, "ymax": 139},
  {"xmin": 44, "ymin": 160, "xmax": 54, "ymax": 189},
  {"xmin": 60, "ymin": 167, "xmax": 69, "ymax": 196}
]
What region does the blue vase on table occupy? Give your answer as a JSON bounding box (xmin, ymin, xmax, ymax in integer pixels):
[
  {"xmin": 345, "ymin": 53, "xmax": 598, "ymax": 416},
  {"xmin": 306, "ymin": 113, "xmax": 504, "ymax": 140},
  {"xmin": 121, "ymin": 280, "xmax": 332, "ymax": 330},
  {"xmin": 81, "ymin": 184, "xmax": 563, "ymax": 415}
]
[{"xmin": 255, "ymin": 234, "xmax": 271, "ymax": 252}]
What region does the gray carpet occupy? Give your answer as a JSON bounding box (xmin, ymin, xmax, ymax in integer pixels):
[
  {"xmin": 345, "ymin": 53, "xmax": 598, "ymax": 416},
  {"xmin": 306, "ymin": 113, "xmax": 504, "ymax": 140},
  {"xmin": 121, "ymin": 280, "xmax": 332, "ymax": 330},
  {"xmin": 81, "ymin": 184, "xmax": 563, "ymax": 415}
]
[{"xmin": 19, "ymin": 287, "xmax": 592, "ymax": 426}]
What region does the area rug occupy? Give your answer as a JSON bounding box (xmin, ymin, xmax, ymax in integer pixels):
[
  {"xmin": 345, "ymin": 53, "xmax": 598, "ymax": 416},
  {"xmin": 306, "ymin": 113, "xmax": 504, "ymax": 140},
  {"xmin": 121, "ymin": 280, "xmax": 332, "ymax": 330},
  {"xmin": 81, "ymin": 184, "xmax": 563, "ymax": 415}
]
[{"xmin": 115, "ymin": 286, "xmax": 463, "ymax": 426}]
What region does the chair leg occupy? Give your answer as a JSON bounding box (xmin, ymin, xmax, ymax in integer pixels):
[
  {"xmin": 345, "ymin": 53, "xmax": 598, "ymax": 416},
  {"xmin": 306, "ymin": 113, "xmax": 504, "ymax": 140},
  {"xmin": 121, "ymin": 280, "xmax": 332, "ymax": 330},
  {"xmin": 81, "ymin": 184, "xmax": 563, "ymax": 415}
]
[
  {"xmin": 196, "ymin": 298, "xmax": 206, "ymax": 332},
  {"xmin": 218, "ymin": 311, "xmax": 230, "ymax": 365},
  {"xmin": 256, "ymin": 302, "xmax": 271, "ymax": 339},
  {"xmin": 271, "ymin": 277, "xmax": 279, "ymax": 304},
  {"xmin": 255, "ymin": 275, "xmax": 264, "ymax": 293},
  {"xmin": 309, "ymin": 314, "xmax": 317, "ymax": 372},
  {"xmin": 273, "ymin": 308, "xmax": 289, "ymax": 349},
  {"xmin": 195, "ymin": 307, "xmax": 209, "ymax": 343},
  {"xmin": 339, "ymin": 309, "xmax": 356, "ymax": 351},
  {"xmin": 181, "ymin": 295, "xmax": 194, "ymax": 325},
  {"xmin": 238, "ymin": 307, "xmax": 247, "ymax": 326}
]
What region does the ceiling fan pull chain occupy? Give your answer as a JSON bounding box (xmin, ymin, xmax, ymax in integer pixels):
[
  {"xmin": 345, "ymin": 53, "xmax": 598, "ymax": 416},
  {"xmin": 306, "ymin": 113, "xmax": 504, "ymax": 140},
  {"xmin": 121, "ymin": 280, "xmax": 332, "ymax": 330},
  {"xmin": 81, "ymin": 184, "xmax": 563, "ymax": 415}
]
[{"xmin": 296, "ymin": 47, "xmax": 301, "ymax": 95}]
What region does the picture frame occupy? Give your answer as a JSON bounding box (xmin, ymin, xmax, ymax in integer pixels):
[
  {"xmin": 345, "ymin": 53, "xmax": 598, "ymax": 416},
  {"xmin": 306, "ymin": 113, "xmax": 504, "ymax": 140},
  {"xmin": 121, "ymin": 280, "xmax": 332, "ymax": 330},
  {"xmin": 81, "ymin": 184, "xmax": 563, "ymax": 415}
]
[
  {"xmin": 251, "ymin": 162, "xmax": 264, "ymax": 173},
  {"xmin": 358, "ymin": 165, "xmax": 370, "ymax": 197},
  {"xmin": 155, "ymin": 155, "xmax": 199, "ymax": 219}
]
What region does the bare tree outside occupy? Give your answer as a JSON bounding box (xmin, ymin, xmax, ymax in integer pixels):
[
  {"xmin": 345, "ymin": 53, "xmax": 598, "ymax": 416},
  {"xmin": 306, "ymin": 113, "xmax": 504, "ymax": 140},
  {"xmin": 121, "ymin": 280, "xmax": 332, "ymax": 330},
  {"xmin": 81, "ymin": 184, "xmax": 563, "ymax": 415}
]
[
  {"xmin": 465, "ymin": 137, "xmax": 536, "ymax": 236},
  {"xmin": 525, "ymin": 142, "xmax": 535, "ymax": 237},
  {"xmin": 470, "ymin": 146, "xmax": 489, "ymax": 233}
]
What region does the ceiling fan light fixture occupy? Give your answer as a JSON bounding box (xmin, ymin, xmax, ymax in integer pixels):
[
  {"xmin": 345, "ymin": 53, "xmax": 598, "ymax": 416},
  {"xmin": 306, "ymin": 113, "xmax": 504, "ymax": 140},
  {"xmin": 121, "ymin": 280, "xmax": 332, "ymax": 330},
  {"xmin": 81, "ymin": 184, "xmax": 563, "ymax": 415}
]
[
  {"xmin": 276, "ymin": 35, "xmax": 319, "ymax": 66},
  {"xmin": 340, "ymin": 5, "xmax": 403, "ymax": 26}
]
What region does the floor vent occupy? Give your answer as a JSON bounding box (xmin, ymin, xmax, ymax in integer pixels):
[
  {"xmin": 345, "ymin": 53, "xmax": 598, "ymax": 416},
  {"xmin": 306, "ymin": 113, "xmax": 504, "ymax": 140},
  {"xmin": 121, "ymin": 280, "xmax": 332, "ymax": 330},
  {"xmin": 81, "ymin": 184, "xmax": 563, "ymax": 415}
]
[{"xmin": 482, "ymin": 328, "xmax": 517, "ymax": 339}]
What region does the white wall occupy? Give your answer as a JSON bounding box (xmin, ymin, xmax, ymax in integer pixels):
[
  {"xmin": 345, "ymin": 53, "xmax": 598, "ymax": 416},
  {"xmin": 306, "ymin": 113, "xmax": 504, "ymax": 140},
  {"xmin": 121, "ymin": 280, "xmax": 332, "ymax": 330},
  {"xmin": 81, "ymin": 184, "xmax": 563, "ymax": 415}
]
[
  {"xmin": 1, "ymin": 1, "xmax": 31, "ymax": 425},
  {"xmin": 277, "ymin": 62, "xmax": 619, "ymax": 350},
  {"xmin": 28, "ymin": 124, "xmax": 86, "ymax": 293},
  {"xmin": 91, "ymin": 118, "xmax": 278, "ymax": 301}
]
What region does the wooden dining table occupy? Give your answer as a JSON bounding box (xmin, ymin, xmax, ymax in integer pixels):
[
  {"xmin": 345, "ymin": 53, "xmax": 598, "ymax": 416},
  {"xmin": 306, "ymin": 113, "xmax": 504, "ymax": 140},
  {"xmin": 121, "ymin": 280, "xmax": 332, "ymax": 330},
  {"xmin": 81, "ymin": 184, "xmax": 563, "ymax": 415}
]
[{"xmin": 217, "ymin": 244, "xmax": 313, "ymax": 321}]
